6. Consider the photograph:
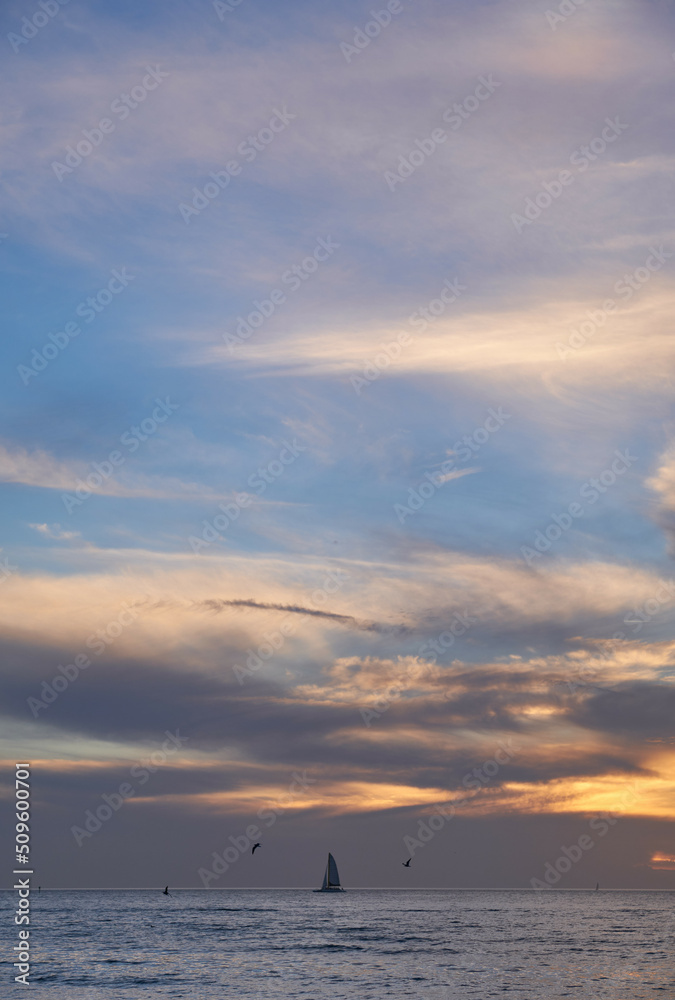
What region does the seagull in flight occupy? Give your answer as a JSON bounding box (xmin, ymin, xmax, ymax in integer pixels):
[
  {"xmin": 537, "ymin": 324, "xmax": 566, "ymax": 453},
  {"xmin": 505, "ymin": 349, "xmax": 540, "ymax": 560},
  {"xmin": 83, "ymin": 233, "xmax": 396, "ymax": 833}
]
[
  {"xmin": 252, "ymin": 843, "xmax": 261, "ymax": 854},
  {"xmin": 163, "ymin": 886, "xmax": 173, "ymax": 897},
  {"xmin": 402, "ymin": 858, "xmax": 412, "ymax": 868}
]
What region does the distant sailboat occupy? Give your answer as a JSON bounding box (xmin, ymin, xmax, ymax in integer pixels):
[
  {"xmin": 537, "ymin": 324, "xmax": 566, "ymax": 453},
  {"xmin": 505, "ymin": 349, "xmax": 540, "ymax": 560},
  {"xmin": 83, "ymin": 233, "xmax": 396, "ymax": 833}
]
[{"xmin": 313, "ymin": 852, "xmax": 345, "ymax": 892}]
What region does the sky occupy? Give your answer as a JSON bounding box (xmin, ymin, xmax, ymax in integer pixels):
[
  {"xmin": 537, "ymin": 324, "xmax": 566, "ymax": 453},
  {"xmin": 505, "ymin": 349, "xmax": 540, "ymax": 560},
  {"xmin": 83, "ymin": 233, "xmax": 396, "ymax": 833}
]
[{"xmin": 1, "ymin": 0, "xmax": 675, "ymax": 890}]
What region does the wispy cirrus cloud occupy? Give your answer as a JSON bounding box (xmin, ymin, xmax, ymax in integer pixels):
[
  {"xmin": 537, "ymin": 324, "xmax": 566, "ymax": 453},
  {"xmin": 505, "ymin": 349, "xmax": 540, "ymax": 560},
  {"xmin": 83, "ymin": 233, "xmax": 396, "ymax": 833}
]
[
  {"xmin": 0, "ymin": 441, "xmax": 223, "ymax": 500},
  {"xmin": 28, "ymin": 522, "xmax": 81, "ymax": 541}
]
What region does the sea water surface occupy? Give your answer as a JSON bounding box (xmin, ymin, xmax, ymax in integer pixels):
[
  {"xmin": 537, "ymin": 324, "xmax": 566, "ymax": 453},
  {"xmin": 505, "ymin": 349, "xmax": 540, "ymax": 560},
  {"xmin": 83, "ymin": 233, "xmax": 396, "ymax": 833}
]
[{"xmin": 3, "ymin": 889, "xmax": 675, "ymax": 998}]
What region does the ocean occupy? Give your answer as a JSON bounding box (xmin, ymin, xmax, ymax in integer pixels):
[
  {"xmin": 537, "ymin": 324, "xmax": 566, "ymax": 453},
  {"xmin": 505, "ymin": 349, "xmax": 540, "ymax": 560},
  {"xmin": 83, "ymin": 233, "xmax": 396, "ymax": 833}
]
[{"xmin": 4, "ymin": 889, "xmax": 675, "ymax": 998}]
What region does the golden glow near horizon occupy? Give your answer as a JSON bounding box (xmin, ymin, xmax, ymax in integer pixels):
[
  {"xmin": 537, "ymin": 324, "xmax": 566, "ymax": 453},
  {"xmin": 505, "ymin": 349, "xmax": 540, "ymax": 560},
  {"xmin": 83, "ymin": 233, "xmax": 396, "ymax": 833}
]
[
  {"xmin": 649, "ymin": 853, "xmax": 675, "ymax": 870},
  {"xmin": 16, "ymin": 749, "xmax": 674, "ymax": 823}
]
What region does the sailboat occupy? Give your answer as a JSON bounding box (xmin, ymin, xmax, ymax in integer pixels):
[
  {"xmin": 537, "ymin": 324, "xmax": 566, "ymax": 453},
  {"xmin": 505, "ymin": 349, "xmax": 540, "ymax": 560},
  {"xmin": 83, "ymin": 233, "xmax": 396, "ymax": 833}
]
[{"xmin": 313, "ymin": 852, "xmax": 345, "ymax": 892}]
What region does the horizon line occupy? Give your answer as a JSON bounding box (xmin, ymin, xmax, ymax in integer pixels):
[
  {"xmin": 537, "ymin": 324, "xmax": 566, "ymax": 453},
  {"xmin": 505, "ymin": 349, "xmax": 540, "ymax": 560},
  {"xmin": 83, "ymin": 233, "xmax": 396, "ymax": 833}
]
[{"xmin": 4, "ymin": 886, "xmax": 674, "ymax": 892}]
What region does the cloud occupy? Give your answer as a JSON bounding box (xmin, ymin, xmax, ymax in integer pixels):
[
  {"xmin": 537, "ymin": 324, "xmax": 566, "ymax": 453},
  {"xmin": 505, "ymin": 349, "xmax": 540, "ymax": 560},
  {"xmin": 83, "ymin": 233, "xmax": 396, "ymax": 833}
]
[
  {"xmin": 0, "ymin": 546, "xmax": 673, "ymax": 662},
  {"xmin": 28, "ymin": 523, "xmax": 81, "ymax": 541},
  {"xmin": 2, "ymin": 563, "xmax": 675, "ymax": 823},
  {"xmin": 3, "ymin": 634, "xmax": 673, "ymax": 820},
  {"xmin": 646, "ymin": 444, "xmax": 675, "ymax": 511},
  {"xmin": 649, "ymin": 851, "xmax": 675, "ymax": 870},
  {"xmin": 194, "ymin": 598, "xmax": 401, "ymax": 634},
  {"xmin": 0, "ymin": 443, "xmax": 80, "ymax": 491},
  {"xmin": 576, "ymin": 681, "xmax": 675, "ymax": 740},
  {"xmin": 186, "ymin": 286, "xmax": 675, "ymax": 404},
  {"xmin": 644, "ymin": 443, "xmax": 675, "ymax": 550},
  {"xmin": 0, "ymin": 441, "xmax": 225, "ymax": 500},
  {"xmin": 435, "ymin": 467, "xmax": 479, "ymax": 485}
]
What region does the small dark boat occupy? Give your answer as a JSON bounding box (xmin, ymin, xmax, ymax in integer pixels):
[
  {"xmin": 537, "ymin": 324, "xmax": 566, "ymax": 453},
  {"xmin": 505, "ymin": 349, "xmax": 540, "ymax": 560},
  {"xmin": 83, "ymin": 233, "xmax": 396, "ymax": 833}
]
[{"xmin": 313, "ymin": 852, "xmax": 345, "ymax": 892}]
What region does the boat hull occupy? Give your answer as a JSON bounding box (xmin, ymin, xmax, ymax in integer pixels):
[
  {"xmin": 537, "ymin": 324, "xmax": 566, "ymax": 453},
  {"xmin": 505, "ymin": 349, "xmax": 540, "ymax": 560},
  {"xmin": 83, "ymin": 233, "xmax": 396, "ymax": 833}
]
[{"xmin": 313, "ymin": 887, "xmax": 345, "ymax": 892}]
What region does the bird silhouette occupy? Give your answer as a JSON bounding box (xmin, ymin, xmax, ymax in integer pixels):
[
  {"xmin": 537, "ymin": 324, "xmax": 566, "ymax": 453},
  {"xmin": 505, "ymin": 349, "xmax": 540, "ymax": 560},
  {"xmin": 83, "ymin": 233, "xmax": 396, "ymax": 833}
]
[
  {"xmin": 163, "ymin": 886, "xmax": 173, "ymax": 897},
  {"xmin": 252, "ymin": 843, "xmax": 261, "ymax": 854},
  {"xmin": 402, "ymin": 858, "xmax": 412, "ymax": 867}
]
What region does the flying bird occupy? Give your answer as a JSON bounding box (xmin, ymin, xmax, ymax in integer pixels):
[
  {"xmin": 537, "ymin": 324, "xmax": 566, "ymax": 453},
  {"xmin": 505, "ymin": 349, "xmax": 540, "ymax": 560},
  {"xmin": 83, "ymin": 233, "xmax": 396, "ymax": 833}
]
[
  {"xmin": 163, "ymin": 886, "xmax": 173, "ymax": 897},
  {"xmin": 402, "ymin": 858, "xmax": 412, "ymax": 867},
  {"xmin": 252, "ymin": 843, "xmax": 261, "ymax": 854}
]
